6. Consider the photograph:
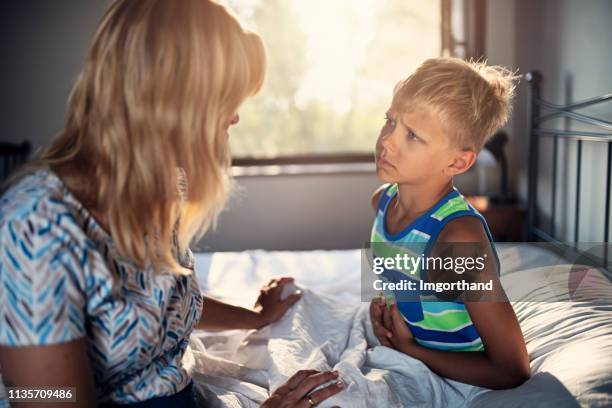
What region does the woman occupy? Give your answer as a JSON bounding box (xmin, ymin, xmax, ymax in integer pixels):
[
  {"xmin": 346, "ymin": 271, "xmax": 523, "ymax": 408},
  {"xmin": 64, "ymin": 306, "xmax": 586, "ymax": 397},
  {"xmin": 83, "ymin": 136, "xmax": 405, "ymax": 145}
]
[{"xmin": 0, "ymin": 1, "xmax": 344, "ymax": 406}]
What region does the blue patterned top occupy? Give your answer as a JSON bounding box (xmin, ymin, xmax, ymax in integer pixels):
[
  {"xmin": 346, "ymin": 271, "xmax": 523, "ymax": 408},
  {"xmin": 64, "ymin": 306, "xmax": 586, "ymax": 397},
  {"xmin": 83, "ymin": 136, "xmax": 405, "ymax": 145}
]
[{"xmin": 0, "ymin": 170, "xmax": 203, "ymax": 404}]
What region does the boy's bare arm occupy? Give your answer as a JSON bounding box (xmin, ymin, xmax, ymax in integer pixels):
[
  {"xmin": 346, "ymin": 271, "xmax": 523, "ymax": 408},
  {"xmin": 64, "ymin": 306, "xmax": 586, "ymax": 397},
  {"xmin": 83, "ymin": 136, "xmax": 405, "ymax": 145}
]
[
  {"xmin": 385, "ymin": 217, "xmax": 530, "ymax": 389},
  {"xmin": 386, "ymin": 300, "xmax": 530, "ymax": 389}
]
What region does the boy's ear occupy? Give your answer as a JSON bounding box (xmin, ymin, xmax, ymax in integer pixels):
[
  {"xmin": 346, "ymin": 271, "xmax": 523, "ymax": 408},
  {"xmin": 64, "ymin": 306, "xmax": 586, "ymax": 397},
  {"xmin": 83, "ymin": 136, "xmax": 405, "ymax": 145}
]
[{"xmin": 445, "ymin": 149, "xmax": 477, "ymax": 176}]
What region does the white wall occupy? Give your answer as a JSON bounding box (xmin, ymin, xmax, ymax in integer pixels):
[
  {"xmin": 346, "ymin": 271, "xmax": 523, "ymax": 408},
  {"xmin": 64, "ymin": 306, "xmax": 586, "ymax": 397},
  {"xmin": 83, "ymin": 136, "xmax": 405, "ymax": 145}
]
[
  {"xmin": 194, "ymin": 166, "xmax": 491, "ymax": 252},
  {"xmin": 196, "ymin": 171, "xmax": 381, "ymax": 251}
]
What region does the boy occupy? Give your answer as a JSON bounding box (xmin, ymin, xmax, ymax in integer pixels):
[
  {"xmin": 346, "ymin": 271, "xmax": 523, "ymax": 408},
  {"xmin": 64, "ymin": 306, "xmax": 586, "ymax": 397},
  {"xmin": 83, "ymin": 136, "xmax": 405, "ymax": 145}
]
[{"xmin": 368, "ymin": 58, "xmax": 530, "ymax": 389}]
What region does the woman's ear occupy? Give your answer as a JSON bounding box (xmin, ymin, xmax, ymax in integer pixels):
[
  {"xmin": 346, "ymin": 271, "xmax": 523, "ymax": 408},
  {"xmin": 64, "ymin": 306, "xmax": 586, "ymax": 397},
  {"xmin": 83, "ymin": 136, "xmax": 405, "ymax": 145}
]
[{"xmin": 445, "ymin": 149, "xmax": 477, "ymax": 176}]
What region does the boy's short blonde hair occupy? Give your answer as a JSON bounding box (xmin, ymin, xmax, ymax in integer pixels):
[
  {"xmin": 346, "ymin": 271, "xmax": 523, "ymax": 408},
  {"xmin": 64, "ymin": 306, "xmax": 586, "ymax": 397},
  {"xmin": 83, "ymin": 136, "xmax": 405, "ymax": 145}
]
[{"xmin": 392, "ymin": 57, "xmax": 519, "ymax": 151}]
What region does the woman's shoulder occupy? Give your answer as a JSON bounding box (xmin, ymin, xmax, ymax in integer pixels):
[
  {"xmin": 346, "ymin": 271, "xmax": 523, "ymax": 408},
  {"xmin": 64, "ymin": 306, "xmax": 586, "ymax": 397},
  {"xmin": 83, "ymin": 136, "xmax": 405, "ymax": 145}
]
[
  {"xmin": 1, "ymin": 169, "xmax": 84, "ymax": 237},
  {"xmin": 2, "ymin": 169, "xmax": 64, "ymax": 217},
  {"xmin": 0, "ymin": 169, "xmax": 94, "ymax": 281},
  {"xmin": 0, "ymin": 170, "xmax": 93, "ymax": 346}
]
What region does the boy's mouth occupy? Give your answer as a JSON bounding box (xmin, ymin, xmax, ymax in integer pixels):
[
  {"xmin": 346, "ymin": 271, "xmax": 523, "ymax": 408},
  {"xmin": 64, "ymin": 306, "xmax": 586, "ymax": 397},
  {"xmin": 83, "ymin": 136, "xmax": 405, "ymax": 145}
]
[{"xmin": 376, "ymin": 155, "xmax": 395, "ymax": 168}]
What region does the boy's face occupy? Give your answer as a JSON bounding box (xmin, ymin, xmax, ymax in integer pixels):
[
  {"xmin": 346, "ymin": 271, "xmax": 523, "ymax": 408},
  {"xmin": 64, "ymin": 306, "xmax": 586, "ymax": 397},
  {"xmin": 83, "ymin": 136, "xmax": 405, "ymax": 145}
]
[{"xmin": 375, "ymin": 103, "xmax": 465, "ymax": 184}]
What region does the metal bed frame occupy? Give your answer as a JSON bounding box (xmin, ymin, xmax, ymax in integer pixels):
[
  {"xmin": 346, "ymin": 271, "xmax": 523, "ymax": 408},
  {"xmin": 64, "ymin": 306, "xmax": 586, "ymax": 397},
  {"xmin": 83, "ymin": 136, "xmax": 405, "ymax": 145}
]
[{"xmin": 526, "ymin": 71, "xmax": 612, "ymax": 271}]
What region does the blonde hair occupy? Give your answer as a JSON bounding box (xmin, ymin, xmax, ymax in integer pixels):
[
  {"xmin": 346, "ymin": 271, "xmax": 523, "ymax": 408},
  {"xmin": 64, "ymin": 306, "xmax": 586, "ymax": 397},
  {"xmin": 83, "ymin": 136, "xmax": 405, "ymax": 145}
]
[
  {"xmin": 392, "ymin": 57, "xmax": 518, "ymax": 151},
  {"xmin": 16, "ymin": 0, "xmax": 266, "ymax": 274}
]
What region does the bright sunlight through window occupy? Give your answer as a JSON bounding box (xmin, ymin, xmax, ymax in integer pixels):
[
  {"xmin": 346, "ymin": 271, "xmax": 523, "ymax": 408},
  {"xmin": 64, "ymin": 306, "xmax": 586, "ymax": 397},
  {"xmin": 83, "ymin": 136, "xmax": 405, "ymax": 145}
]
[{"xmin": 221, "ymin": 0, "xmax": 441, "ymax": 158}]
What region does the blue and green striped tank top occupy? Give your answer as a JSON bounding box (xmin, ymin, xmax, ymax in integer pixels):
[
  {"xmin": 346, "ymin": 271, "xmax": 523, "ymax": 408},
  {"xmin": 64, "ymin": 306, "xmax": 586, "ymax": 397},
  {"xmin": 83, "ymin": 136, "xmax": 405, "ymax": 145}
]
[{"xmin": 371, "ymin": 183, "xmax": 500, "ymax": 352}]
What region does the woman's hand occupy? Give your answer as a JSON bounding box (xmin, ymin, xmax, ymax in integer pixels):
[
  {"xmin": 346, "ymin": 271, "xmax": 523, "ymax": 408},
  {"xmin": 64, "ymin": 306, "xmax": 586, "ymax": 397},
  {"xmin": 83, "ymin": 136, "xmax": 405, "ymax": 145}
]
[
  {"xmin": 197, "ymin": 278, "xmax": 300, "ymax": 331},
  {"xmin": 261, "ymin": 369, "xmax": 345, "ymax": 408},
  {"xmin": 253, "ymin": 277, "xmax": 302, "ymax": 328}
]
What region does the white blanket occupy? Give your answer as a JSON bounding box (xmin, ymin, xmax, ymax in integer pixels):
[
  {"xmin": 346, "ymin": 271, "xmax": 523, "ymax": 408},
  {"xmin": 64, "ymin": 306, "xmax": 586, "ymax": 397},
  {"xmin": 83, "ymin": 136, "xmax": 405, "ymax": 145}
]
[{"xmin": 188, "ymin": 248, "xmax": 612, "ymax": 407}]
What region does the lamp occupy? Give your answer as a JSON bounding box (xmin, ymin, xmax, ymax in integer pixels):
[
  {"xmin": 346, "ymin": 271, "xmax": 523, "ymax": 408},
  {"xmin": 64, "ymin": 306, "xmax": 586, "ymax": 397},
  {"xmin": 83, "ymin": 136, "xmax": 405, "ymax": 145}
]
[{"xmin": 483, "ymin": 130, "xmax": 515, "ymax": 204}]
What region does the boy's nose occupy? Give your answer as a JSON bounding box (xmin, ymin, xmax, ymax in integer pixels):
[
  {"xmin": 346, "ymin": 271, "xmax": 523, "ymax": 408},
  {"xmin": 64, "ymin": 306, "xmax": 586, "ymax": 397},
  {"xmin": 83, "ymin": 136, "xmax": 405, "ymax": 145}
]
[{"xmin": 381, "ymin": 132, "xmax": 397, "ymax": 152}]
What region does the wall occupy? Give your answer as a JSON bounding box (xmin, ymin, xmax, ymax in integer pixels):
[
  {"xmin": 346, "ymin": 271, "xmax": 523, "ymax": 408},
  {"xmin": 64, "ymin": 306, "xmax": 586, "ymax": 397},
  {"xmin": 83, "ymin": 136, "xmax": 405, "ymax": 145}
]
[
  {"xmin": 197, "ymin": 170, "xmax": 380, "ymax": 251},
  {"xmin": 195, "ymin": 167, "xmax": 492, "ymax": 251},
  {"xmin": 484, "ymin": 0, "xmax": 517, "ymax": 191},
  {"xmin": 484, "ymin": 0, "xmax": 612, "ymax": 242},
  {"xmin": 0, "ymin": 0, "xmax": 110, "ymax": 153},
  {"xmin": 511, "ymin": 0, "xmax": 612, "ymax": 242}
]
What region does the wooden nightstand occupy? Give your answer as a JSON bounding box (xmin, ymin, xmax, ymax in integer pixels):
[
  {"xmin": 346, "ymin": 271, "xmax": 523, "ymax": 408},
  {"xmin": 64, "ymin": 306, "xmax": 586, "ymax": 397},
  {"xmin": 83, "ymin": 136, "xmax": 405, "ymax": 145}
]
[{"xmin": 465, "ymin": 196, "xmax": 526, "ymax": 242}]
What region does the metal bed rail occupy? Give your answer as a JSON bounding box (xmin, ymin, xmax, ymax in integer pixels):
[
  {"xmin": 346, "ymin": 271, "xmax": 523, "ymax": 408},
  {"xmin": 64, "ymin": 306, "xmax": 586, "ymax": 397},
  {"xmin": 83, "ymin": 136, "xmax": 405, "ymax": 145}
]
[{"xmin": 526, "ymin": 71, "xmax": 612, "ymax": 271}]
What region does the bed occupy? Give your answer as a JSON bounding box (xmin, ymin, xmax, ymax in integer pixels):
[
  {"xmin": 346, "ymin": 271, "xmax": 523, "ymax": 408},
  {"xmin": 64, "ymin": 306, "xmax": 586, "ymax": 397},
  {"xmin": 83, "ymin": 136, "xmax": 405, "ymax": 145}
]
[
  {"xmin": 186, "ymin": 72, "xmax": 612, "ymax": 407},
  {"xmin": 188, "ymin": 246, "xmax": 612, "ymax": 407}
]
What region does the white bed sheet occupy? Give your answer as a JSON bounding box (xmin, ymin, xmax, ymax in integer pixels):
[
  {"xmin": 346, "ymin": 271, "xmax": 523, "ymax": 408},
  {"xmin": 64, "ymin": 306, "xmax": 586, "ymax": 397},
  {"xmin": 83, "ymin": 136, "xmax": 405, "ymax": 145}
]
[{"xmin": 188, "ymin": 246, "xmax": 612, "ymax": 407}]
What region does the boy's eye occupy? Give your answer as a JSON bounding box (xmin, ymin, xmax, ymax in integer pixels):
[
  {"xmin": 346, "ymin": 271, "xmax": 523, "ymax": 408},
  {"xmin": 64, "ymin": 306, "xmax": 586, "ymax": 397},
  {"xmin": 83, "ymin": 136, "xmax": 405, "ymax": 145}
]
[
  {"xmin": 384, "ymin": 115, "xmax": 396, "ymax": 128},
  {"xmin": 407, "ymin": 130, "xmax": 419, "ymax": 141}
]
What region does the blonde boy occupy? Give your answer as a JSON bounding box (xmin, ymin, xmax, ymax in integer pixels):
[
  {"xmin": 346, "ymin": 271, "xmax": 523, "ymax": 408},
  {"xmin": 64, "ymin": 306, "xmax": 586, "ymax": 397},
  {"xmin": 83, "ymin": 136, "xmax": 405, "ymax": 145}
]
[{"xmin": 369, "ymin": 58, "xmax": 530, "ymax": 389}]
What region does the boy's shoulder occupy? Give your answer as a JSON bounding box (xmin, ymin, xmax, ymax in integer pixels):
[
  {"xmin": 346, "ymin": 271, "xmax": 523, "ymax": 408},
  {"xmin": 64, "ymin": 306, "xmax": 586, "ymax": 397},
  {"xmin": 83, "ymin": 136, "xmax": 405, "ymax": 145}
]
[
  {"xmin": 371, "ymin": 183, "xmax": 396, "ymax": 211},
  {"xmin": 437, "ymin": 215, "xmax": 488, "ymax": 243},
  {"xmin": 432, "ymin": 187, "xmax": 491, "ymax": 244},
  {"xmin": 371, "ymin": 184, "xmax": 387, "ymax": 211},
  {"xmin": 432, "ymin": 215, "xmax": 498, "ymax": 275}
]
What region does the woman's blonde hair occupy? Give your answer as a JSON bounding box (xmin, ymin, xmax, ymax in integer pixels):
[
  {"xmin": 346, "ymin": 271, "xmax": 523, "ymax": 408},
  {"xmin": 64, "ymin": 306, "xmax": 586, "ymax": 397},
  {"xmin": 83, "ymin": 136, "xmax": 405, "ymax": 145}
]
[
  {"xmin": 20, "ymin": 0, "xmax": 266, "ymax": 273},
  {"xmin": 392, "ymin": 57, "xmax": 518, "ymax": 151}
]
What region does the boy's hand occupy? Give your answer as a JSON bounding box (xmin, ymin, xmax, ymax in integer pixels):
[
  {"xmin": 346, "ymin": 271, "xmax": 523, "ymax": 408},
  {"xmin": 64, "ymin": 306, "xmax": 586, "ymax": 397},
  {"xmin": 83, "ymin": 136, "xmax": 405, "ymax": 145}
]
[
  {"xmin": 383, "ymin": 300, "xmax": 416, "ymax": 353},
  {"xmin": 369, "ymin": 296, "xmax": 393, "ymax": 347}
]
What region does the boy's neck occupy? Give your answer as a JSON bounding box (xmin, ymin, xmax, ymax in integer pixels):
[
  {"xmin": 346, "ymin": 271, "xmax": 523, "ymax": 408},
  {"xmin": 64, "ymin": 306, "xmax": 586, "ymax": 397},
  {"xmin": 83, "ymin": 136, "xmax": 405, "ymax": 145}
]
[{"xmin": 394, "ymin": 178, "xmax": 454, "ymax": 218}]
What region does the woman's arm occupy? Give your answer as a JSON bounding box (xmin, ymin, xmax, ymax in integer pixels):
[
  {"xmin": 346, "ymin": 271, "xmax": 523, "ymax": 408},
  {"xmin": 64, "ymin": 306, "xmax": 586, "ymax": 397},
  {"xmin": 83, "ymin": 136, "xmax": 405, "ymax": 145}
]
[
  {"xmin": 197, "ymin": 296, "xmax": 266, "ymax": 330},
  {"xmin": 197, "ymin": 277, "xmax": 301, "ymax": 331},
  {"xmin": 0, "ymin": 339, "xmax": 97, "ymax": 408}
]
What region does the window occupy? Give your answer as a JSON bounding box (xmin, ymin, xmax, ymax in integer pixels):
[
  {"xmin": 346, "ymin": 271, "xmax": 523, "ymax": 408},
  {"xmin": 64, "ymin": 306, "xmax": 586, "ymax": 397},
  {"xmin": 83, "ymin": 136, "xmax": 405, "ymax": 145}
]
[
  {"xmin": 441, "ymin": 0, "xmax": 485, "ymax": 59},
  {"xmin": 221, "ymin": 0, "xmax": 480, "ymax": 161}
]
